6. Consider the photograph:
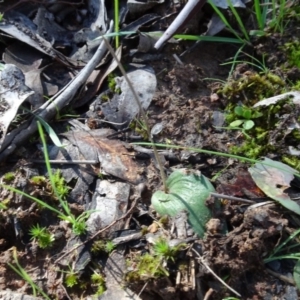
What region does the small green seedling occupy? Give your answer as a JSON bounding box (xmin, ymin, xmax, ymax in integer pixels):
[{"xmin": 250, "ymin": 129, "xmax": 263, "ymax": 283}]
[
  {"xmin": 61, "ymin": 266, "xmax": 79, "ymax": 288},
  {"xmin": 105, "ymin": 240, "xmax": 116, "ymax": 253},
  {"xmin": 55, "ymin": 107, "xmax": 79, "ymax": 121},
  {"xmin": 0, "ymin": 199, "xmax": 9, "ymax": 210},
  {"xmin": 230, "ymin": 106, "xmax": 262, "ymax": 130},
  {"xmin": 65, "ymin": 272, "xmax": 78, "ymax": 287},
  {"xmin": 53, "ymin": 170, "xmax": 70, "ymax": 200},
  {"xmin": 29, "ymin": 224, "xmax": 55, "ymax": 249},
  {"xmin": 91, "ymin": 272, "xmax": 106, "ymax": 296},
  {"xmin": 153, "ymin": 238, "xmax": 185, "ymax": 262},
  {"xmin": 107, "ymin": 73, "xmax": 121, "ymax": 94},
  {"xmin": 129, "ymin": 117, "xmax": 149, "ymax": 140},
  {"xmin": 225, "ymin": 106, "xmax": 263, "ymax": 138}
]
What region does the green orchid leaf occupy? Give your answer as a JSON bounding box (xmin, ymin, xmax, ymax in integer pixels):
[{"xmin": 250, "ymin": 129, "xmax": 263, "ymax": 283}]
[
  {"xmin": 243, "ymin": 120, "xmax": 255, "ymax": 130},
  {"xmin": 151, "ymin": 169, "xmax": 216, "ymax": 237},
  {"xmin": 249, "ymin": 158, "xmax": 300, "ymax": 215},
  {"xmin": 229, "ymin": 120, "xmax": 244, "ymax": 127},
  {"xmin": 234, "ymin": 106, "xmax": 244, "ymax": 116},
  {"xmin": 242, "ymin": 108, "xmax": 252, "ymax": 119}
]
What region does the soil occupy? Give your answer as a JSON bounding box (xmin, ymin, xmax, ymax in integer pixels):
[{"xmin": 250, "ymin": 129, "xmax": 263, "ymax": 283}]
[{"xmin": 1, "ymin": 1, "xmax": 300, "ymax": 300}]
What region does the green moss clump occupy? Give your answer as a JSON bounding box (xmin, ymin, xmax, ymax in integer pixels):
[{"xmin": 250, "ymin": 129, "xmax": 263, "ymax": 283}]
[
  {"xmin": 91, "ymin": 240, "xmax": 115, "ymax": 254},
  {"xmin": 283, "ymin": 40, "xmax": 300, "ymax": 68},
  {"xmin": 53, "ymin": 170, "xmax": 70, "ymax": 200},
  {"xmin": 221, "ymin": 71, "xmax": 285, "ymax": 105},
  {"xmin": 125, "ymin": 253, "xmax": 169, "ymax": 281},
  {"xmin": 0, "ymin": 199, "xmax": 10, "ymax": 210},
  {"xmin": 91, "ymin": 273, "xmax": 106, "ymax": 296},
  {"xmin": 282, "ymin": 155, "xmax": 300, "ymax": 171},
  {"xmin": 3, "ymin": 172, "xmax": 15, "ymax": 182},
  {"xmin": 100, "ymin": 94, "xmax": 110, "ymax": 102},
  {"xmin": 91, "ymin": 240, "xmax": 105, "ymax": 254},
  {"xmin": 293, "ymin": 80, "xmax": 300, "ymax": 91},
  {"xmin": 230, "ymin": 138, "xmax": 274, "ymax": 159},
  {"xmin": 30, "ymin": 175, "xmax": 46, "ymax": 185},
  {"xmin": 107, "ymin": 73, "xmax": 121, "ymax": 94},
  {"xmin": 292, "ymin": 129, "xmax": 300, "ymax": 140},
  {"xmin": 219, "ymin": 64, "xmax": 300, "ymax": 159}
]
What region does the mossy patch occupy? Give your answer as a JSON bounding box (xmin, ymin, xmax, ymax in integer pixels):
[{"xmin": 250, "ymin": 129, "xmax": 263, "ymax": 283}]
[
  {"xmin": 282, "ymin": 40, "xmax": 300, "ymax": 68},
  {"xmin": 107, "ymin": 73, "xmax": 121, "ymax": 94},
  {"xmin": 220, "ymin": 68, "xmax": 300, "ymax": 160},
  {"xmin": 3, "ymin": 172, "xmax": 15, "ymax": 182},
  {"xmin": 220, "ymin": 71, "xmax": 285, "ymax": 105},
  {"xmin": 282, "ymin": 155, "xmax": 300, "ymax": 172},
  {"xmin": 125, "ymin": 253, "xmax": 169, "ymax": 281}
]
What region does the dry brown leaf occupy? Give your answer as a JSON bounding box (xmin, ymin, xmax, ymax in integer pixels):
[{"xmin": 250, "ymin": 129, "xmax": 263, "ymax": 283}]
[{"xmin": 62, "ymin": 129, "xmax": 143, "ymax": 184}]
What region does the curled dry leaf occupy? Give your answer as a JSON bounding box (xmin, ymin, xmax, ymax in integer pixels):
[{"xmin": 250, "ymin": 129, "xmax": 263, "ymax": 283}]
[
  {"xmin": 61, "ymin": 129, "xmax": 143, "ymax": 184},
  {"xmin": 249, "ymin": 158, "xmax": 300, "ymax": 215}
]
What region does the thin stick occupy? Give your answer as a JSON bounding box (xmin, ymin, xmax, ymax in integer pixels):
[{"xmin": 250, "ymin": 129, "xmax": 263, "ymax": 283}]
[
  {"xmin": 154, "ymin": 0, "xmax": 206, "ymax": 50},
  {"xmin": 102, "ymin": 37, "xmax": 168, "ymax": 193},
  {"xmin": 18, "ymin": 160, "xmax": 98, "ymax": 165},
  {"xmin": 210, "ymin": 192, "xmax": 256, "ymax": 204},
  {"xmin": 192, "ymin": 248, "xmax": 241, "ymax": 298}
]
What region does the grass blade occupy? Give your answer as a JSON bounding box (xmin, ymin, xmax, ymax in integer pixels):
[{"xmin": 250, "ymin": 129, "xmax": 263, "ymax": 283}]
[
  {"xmin": 37, "ymin": 121, "xmax": 71, "ymax": 216},
  {"xmin": 227, "ymin": 0, "xmax": 250, "ymax": 41},
  {"xmin": 114, "ymin": 0, "xmax": 119, "ymax": 48},
  {"xmin": 254, "ymin": 0, "xmax": 263, "ymax": 30},
  {"xmin": 207, "ymin": 0, "xmax": 248, "ymax": 44},
  {"xmin": 36, "ymin": 116, "xmax": 65, "ymax": 148},
  {"xmin": 2, "ymin": 184, "xmax": 63, "ymax": 217},
  {"xmin": 173, "ymin": 34, "xmax": 244, "ymax": 43}
]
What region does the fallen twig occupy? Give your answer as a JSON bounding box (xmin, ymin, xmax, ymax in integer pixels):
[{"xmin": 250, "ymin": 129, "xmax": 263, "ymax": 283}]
[
  {"xmin": 210, "ymin": 192, "xmax": 256, "ymax": 204},
  {"xmin": 154, "ymin": 0, "xmax": 206, "ymax": 50}
]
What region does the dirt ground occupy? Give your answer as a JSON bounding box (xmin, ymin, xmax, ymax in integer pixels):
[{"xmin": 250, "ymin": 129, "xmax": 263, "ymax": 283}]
[{"xmin": 1, "ymin": 1, "xmax": 300, "ymax": 300}]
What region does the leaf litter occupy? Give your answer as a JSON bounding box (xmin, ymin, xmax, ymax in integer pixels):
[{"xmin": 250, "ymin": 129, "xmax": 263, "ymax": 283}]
[{"xmin": 1, "ymin": 0, "xmax": 300, "ymax": 299}]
